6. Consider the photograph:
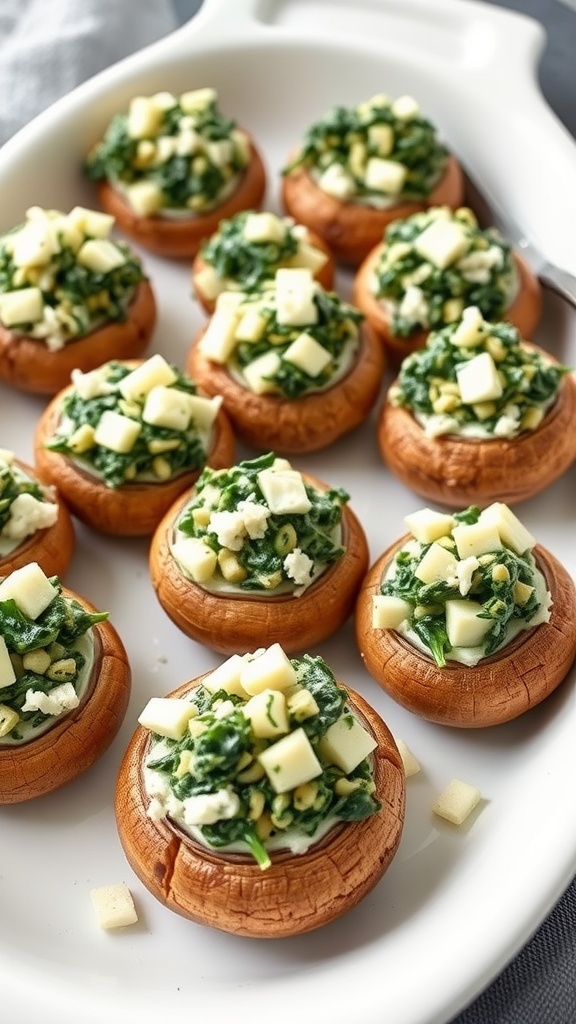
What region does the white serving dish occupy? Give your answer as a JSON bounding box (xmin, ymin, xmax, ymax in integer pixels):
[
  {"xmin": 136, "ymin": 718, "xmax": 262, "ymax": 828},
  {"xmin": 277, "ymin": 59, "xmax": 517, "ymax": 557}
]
[{"xmin": 1, "ymin": 2, "xmax": 576, "ymax": 1023}]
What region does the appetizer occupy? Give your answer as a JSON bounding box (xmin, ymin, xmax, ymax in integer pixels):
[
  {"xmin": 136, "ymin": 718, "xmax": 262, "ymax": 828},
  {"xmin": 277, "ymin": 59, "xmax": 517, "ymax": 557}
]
[
  {"xmin": 378, "ymin": 306, "xmax": 576, "ymax": 506},
  {"xmin": 115, "ymin": 643, "xmax": 405, "ymax": 937},
  {"xmin": 192, "ymin": 209, "xmax": 335, "ymax": 314},
  {"xmin": 0, "ymin": 561, "xmax": 130, "ymax": 802},
  {"xmin": 33, "ymin": 354, "xmax": 235, "ymax": 536},
  {"xmin": 0, "ymin": 448, "xmax": 75, "ymax": 578},
  {"xmin": 186, "ymin": 267, "xmax": 385, "ymax": 453},
  {"xmin": 355, "ymin": 503, "xmax": 576, "ymax": 727},
  {"xmin": 149, "ymin": 451, "xmax": 369, "ymax": 654},
  {"xmin": 85, "ymin": 87, "xmax": 266, "ymax": 259},
  {"xmin": 353, "ymin": 205, "xmax": 542, "ymax": 365},
  {"xmin": 0, "ymin": 205, "xmax": 155, "ymax": 395},
  {"xmin": 281, "ymin": 92, "xmax": 464, "ymax": 265}
]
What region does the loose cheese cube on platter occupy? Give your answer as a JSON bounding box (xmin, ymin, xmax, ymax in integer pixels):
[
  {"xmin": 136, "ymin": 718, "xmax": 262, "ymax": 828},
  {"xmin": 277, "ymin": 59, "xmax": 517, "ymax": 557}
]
[
  {"xmin": 258, "ymin": 727, "xmax": 322, "ymax": 793},
  {"xmin": 257, "ymin": 467, "xmax": 311, "ymax": 515},
  {"xmin": 415, "ymin": 218, "xmax": 469, "ymax": 269},
  {"xmin": 445, "ymin": 599, "xmax": 492, "ymax": 648},
  {"xmin": 404, "ymin": 508, "xmax": 456, "ymax": 544},
  {"xmin": 138, "ymin": 696, "xmax": 198, "ymax": 740},
  {"xmin": 283, "ymin": 331, "xmax": 331, "ymax": 377},
  {"xmin": 478, "ymin": 503, "xmax": 536, "ymax": 555},
  {"xmin": 396, "ymin": 738, "xmax": 421, "ymax": 778},
  {"xmin": 456, "ymin": 351, "xmax": 503, "ymax": 404},
  {"xmin": 240, "ymin": 643, "xmax": 297, "ymax": 695},
  {"xmin": 433, "ymin": 778, "xmax": 481, "ymax": 825},
  {"xmin": 414, "ymin": 542, "xmax": 457, "ymax": 584},
  {"xmin": 318, "ymin": 713, "xmax": 377, "ymax": 774},
  {"xmin": 93, "ymin": 410, "xmax": 141, "ymax": 453},
  {"xmin": 119, "ymin": 355, "xmax": 177, "ymax": 401},
  {"xmin": 0, "ymin": 287, "xmax": 44, "ymax": 326},
  {"xmin": 372, "ymin": 594, "xmax": 413, "ymax": 629},
  {"xmin": 90, "ymin": 883, "xmax": 138, "ymax": 929},
  {"xmin": 242, "ymin": 688, "xmax": 289, "ymax": 738},
  {"xmin": 0, "ymin": 562, "xmax": 58, "ymax": 620}
]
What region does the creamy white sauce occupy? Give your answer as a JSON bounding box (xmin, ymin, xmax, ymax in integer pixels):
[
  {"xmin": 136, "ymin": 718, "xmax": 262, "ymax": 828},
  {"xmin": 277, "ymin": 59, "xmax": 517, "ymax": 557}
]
[{"xmin": 228, "ymin": 334, "xmax": 360, "ymax": 395}]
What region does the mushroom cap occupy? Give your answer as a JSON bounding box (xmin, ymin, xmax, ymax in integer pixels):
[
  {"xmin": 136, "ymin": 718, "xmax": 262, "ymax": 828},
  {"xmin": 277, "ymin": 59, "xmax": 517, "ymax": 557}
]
[
  {"xmin": 377, "ymin": 352, "xmax": 576, "ymax": 507},
  {"xmin": 115, "ymin": 677, "xmax": 405, "ymax": 937},
  {"xmin": 0, "ymin": 458, "xmax": 75, "ymax": 579},
  {"xmin": 95, "ymin": 136, "xmax": 267, "ymax": 260},
  {"xmin": 0, "ymin": 588, "xmax": 131, "ymax": 803},
  {"xmin": 149, "ymin": 473, "xmax": 369, "ymax": 655},
  {"xmin": 185, "ymin": 322, "xmax": 386, "ymax": 454},
  {"xmin": 355, "ymin": 538, "xmax": 576, "ymax": 728},
  {"xmin": 0, "ymin": 280, "xmax": 156, "ymax": 396},
  {"xmin": 281, "ymin": 153, "xmax": 465, "ymax": 266}
]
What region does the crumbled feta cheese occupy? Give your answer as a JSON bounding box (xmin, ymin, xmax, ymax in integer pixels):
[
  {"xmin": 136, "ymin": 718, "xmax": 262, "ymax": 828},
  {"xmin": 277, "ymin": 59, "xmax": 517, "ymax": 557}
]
[
  {"xmin": 207, "ymin": 509, "xmax": 247, "ymax": 551},
  {"xmin": 71, "ymin": 367, "xmax": 117, "ymax": 400},
  {"xmin": 284, "ymin": 547, "xmax": 314, "ymax": 586},
  {"xmin": 236, "ymin": 499, "xmax": 270, "ymax": 539},
  {"xmin": 494, "ymin": 406, "xmax": 521, "ymax": 437},
  {"xmin": 2, "ymin": 492, "xmax": 58, "ymax": 540},
  {"xmin": 398, "ymin": 284, "xmax": 428, "ymax": 324},
  {"xmin": 182, "ymin": 787, "xmax": 240, "ymax": 826},
  {"xmin": 456, "ymin": 245, "xmax": 503, "ymax": 283},
  {"xmin": 21, "ymin": 682, "xmax": 79, "ymax": 716}
]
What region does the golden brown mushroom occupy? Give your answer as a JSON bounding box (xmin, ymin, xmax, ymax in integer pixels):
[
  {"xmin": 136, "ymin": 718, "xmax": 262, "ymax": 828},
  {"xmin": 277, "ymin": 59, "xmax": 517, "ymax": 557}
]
[{"xmin": 0, "ymin": 457, "xmax": 75, "ymax": 578}]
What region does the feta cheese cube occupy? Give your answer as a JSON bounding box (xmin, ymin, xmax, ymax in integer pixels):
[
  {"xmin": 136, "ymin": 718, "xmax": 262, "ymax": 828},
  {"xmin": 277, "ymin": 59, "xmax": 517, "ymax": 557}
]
[
  {"xmin": 478, "ymin": 502, "xmax": 536, "ymax": 555},
  {"xmin": 452, "ymin": 520, "xmax": 502, "ymax": 559},
  {"xmin": 242, "ymin": 350, "xmax": 281, "ymax": 394},
  {"xmin": 93, "ymin": 410, "xmax": 141, "ymax": 453},
  {"xmin": 318, "ymin": 713, "xmax": 377, "ymax": 773},
  {"xmin": 286, "ymin": 238, "xmax": 328, "ymax": 275},
  {"xmin": 283, "ymin": 331, "xmax": 332, "ymax": 377},
  {"xmin": 240, "ymin": 642, "xmax": 298, "ymax": 695},
  {"xmin": 257, "ymin": 467, "xmax": 312, "ymax": 515},
  {"xmin": 90, "ymin": 883, "xmax": 138, "ymax": 929},
  {"xmin": 125, "ymin": 180, "xmax": 165, "ymax": 216},
  {"xmin": 170, "ymin": 536, "xmax": 218, "ymax": 583},
  {"xmin": 391, "ymin": 94, "xmax": 421, "ymax": 119},
  {"xmin": 0, "ymin": 704, "xmax": 19, "ymax": 737},
  {"xmin": 433, "ymin": 778, "xmax": 481, "ymax": 825},
  {"xmin": 445, "ymin": 599, "xmax": 492, "ymax": 647},
  {"xmin": 193, "ymin": 264, "xmax": 224, "ymax": 301},
  {"xmin": 76, "ymin": 239, "xmax": 126, "ymax": 273},
  {"xmin": 0, "ymin": 636, "xmax": 16, "ymax": 689},
  {"xmin": 187, "ymin": 394, "xmax": 222, "ymax": 431},
  {"xmin": 367, "ymin": 123, "xmax": 394, "ymax": 156},
  {"xmin": 404, "ymin": 508, "xmax": 455, "ymax": 544},
  {"xmin": 242, "ymin": 688, "xmax": 289, "ymax": 738},
  {"xmin": 396, "ymin": 738, "xmax": 421, "ymax": 777},
  {"xmin": 119, "ymin": 355, "xmax": 177, "ymax": 401},
  {"xmin": 127, "ymin": 95, "xmax": 164, "ymax": 138},
  {"xmin": 414, "ymin": 542, "xmax": 457, "ymax": 584},
  {"xmin": 66, "ymin": 206, "xmax": 115, "ymax": 239},
  {"xmin": 142, "ymin": 386, "xmax": 194, "ymax": 431},
  {"xmin": 415, "ymin": 219, "xmax": 470, "ymax": 269},
  {"xmin": 317, "ymin": 162, "xmax": 356, "ymax": 200},
  {"xmin": 457, "ymin": 351, "xmax": 503, "ymax": 404},
  {"xmin": 234, "ymin": 307, "xmax": 268, "ymax": 343},
  {"xmin": 364, "ymin": 157, "xmax": 407, "ymax": 195},
  {"xmin": 243, "ymin": 212, "xmax": 286, "ymax": 244},
  {"xmin": 450, "ymin": 306, "xmax": 487, "ymax": 348},
  {"xmin": 10, "ymin": 222, "xmax": 59, "ymax": 268},
  {"xmin": 0, "ymin": 287, "xmax": 44, "ymax": 326},
  {"xmin": 0, "ymin": 562, "xmax": 58, "ymax": 619},
  {"xmin": 372, "ymin": 594, "xmax": 413, "ymax": 629},
  {"xmin": 138, "ymin": 696, "xmax": 198, "ymax": 739},
  {"xmin": 202, "ymin": 653, "xmax": 252, "ymax": 698},
  {"xmin": 179, "ymin": 87, "xmax": 217, "ymax": 113},
  {"xmin": 258, "ymin": 727, "xmax": 322, "ymax": 793},
  {"xmin": 198, "ymin": 307, "xmax": 240, "ymax": 363},
  {"xmin": 274, "ymin": 268, "xmax": 318, "ymax": 327}
]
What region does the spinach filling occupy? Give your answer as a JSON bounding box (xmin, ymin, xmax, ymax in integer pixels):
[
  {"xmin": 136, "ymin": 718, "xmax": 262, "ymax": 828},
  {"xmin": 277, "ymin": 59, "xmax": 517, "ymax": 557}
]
[
  {"xmin": 199, "ymin": 211, "xmax": 300, "ymax": 292},
  {"xmin": 283, "ymin": 95, "xmax": 447, "ymax": 200},
  {"xmin": 45, "ymin": 361, "xmax": 209, "ymax": 489},
  {"xmin": 0, "ymin": 462, "xmax": 50, "ymax": 532},
  {"xmin": 175, "ymin": 452, "xmax": 347, "ymax": 591},
  {"xmin": 147, "ymin": 653, "xmax": 381, "ymax": 869},
  {"xmin": 0, "ymin": 577, "xmax": 107, "ymax": 740},
  {"xmin": 379, "ymin": 505, "xmax": 544, "ymax": 667},
  {"xmin": 85, "ymin": 95, "xmax": 247, "ymax": 212},
  {"xmin": 230, "ymin": 286, "xmax": 363, "ymax": 399},
  {"xmin": 373, "ymin": 209, "xmax": 515, "ymax": 337},
  {"xmin": 390, "ymin": 317, "xmax": 568, "ymax": 437}
]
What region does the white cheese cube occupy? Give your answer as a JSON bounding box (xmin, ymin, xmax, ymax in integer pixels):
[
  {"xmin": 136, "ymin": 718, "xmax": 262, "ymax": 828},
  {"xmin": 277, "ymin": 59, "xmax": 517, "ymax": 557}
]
[
  {"xmin": 138, "ymin": 696, "xmax": 198, "ymax": 739},
  {"xmin": 414, "ymin": 542, "xmax": 457, "ymax": 584},
  {"xmin": 433, "ymin": 778, "xmax": 481, "ymax": 825},
  {"xmin": 452, "ymin": 520, "xmax": 502, "ymax": 559},
  {"xmin": 367, "ymin": 123, "xmax": 394, "ymax": 156},
  {"xmin": 0, "ymin": 636, "xmax": 16, "ymax": 688},
  {"xmin": 142, "ymin": 386, "xmax": 193, "ymax": 431},
  {"xmin": 258, "ymin": 727, "xmax": 322, "ymax": 793},
  {"xmin": 286, "ymin": 239, "xmax": 328, "ymax": 275},
  {"xmin": 478, "ymin": 502, "xmax": 536, "ymax": 555},
  {"xmin": 202, "ymin": 654, "xmax": 252, "ymax": 698},
  {"xmin": 187, "ymin": 394, "xmax": 222, "ymax": 431},
  {"xmin": 456, "ymin": 351, "xmax": 503, "ymax": 404},
  {"xmin": 372, "ymin": 594, "xmax": 413, "ymax": 629},
  {"xmin": 0, "ymin": 562, "xmax": 58, "ymax": 620},
  {"xmin": 450, "ymin": 306, "xmax": 487, "ymax": 348},
  {"xmin": 179, "ymin": 87, "xmax": 217, "ymax": 113},
  {"xmin": 364, "ymin": 157, "xmax": 407, "ymax": 195},
  {"xmin": 67, "ymin": 206, "xmax": 115, "ymax": 239},
  {"xmin": 391, "ymin": 94, "xmax": 421, "ymax": 119},
  {"xmin": 94, "ymin": 410, "xmax": 141, "ymax": 453},
  {"xmin": 257, "ymin": 467, "xmax": 312, "ymax": 515},
  {"xmin": 119, "ymin": 355, "xmax": 177, "ymax": 401},
  {"xmin": 240, "ymin": 642, "xmax": 298, "ymax": 695},
  {"xmin": 127, "ymin": 95, "xmax": 164, "ymax": 138},
  {"xmin": 90, "ymin": 883, "xmax": 138, "ymax": 929},
  {"xmin": 242, "ymin": 350, "xmax": 281, "ymax": 394},
  {"xmin": 243, "ymin": 212, "xmax": 287, "ymax": 244},
  {"xmin": 283, "ymin": 331, "xmax": 331, "ymax": 377},
  {"xmin": 193, "ymin": 264, "xmax": 224, "ymax": 300},
  {"xmin": 396, "ymin": 738, "xmax": 421, "ymax": 777},
  {"xmin": 404, "ymin": 508, "xmax": 455, "ymax": 544},
  {"xmin": 10, "ymin": 222, "xmax": 59, "ymax": 268},
  {"xmin": 0, "ymin": 287, "xmax": 44, "ymax": 326},
  {"xmin": 76, "ymin": 239, "xmax": 126, "ymax": 273},
  {"xmin": 274, "ymin": 268, "xmax": 318, "ymax": 327},
  {"xmin": 71, "ymin": 366, "xmax": 116, "ymax": 400},
  {"xmin": 242, "ymin": 688, "xmax": 289, "ymax": 738},
  {"xmin": 170, "ymin": 537, "xmax": 217, "ymax": 583},
  {"xmin": 445, "ymin": 599, "xmax": 492, "ymax": 647},
  {"xmin": 234, "ymin": 307, "xmax": 268, "ymax": 343},
  {"xmin": 0, "ymin": 704, "xmax": 19, "ymax": 737},
  {"xmin": 317, "ymin": 162, "xmax": 356, "ymax": 200},
  {"xmin": 125, "ymin": 180, "xmax": 165, "ymax": 216},
  {"xmin": 204, "ymin": 139, "xmax": 233, "ymax": 168},
  {"xmin": 415, "ymin": 219, "xmax": 470, "ymax": 270},
  {"xmin": 198, "ymin": 307, "xmax": 240, "ymax": 363},
  {"xmin": 318, "ymin": 713, "xmax": 377, "ymax": 774}
]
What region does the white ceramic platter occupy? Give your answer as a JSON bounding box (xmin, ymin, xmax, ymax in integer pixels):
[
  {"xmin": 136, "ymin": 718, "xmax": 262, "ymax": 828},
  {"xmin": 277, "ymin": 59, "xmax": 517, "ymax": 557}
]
[{"xmin": 1, "ymin": 2, "xmax": 576, "ymax": 1022}]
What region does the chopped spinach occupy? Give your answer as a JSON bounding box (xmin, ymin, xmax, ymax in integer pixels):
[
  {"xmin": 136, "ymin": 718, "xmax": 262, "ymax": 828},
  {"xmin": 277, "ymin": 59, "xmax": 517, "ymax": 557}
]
[{"xmin": 199, "ymin": 210, "xmax": 300, "ymax": 291}]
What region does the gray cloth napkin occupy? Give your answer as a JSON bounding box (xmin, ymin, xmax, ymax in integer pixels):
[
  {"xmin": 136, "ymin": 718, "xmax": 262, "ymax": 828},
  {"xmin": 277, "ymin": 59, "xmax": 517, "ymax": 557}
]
[{"xmin": 0, "ymin": 0, "xmax": 178, "ymax": 145}]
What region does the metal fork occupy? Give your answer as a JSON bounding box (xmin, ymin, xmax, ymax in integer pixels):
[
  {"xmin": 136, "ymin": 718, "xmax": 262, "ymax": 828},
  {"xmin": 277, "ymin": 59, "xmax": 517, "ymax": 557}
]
[{"xmin": 463, "ymin": 168, "xmax": 576, "ymax": 309}]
